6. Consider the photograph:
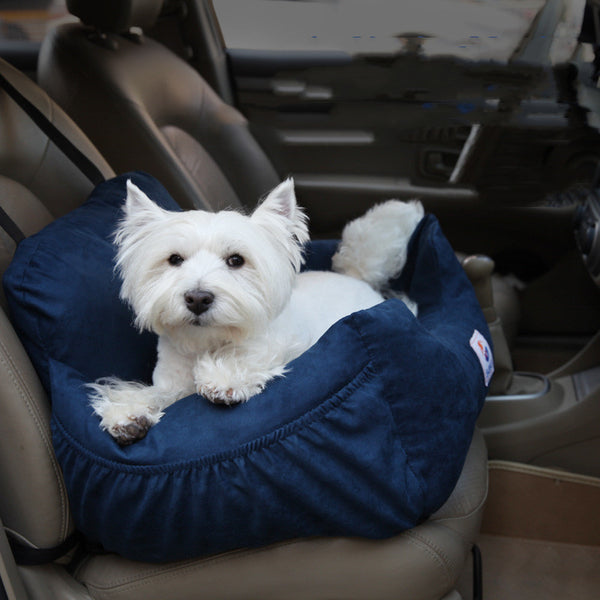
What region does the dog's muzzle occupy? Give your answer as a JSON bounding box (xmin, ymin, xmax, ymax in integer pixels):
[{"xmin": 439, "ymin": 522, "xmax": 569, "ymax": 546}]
[{"xmin": 184, "ymin": 290, "xmax": 214, "ymax": 316}]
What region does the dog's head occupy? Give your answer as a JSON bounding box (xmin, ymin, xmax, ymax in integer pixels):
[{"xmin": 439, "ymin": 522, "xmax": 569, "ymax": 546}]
[{"xmin": 114, "ymin": 179, "xmax": 309, "ymax": 340}]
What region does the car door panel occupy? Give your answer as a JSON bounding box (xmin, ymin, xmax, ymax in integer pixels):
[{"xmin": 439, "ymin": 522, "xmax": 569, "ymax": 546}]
[{"xmin": 162, "ymin": 3, "xmax": 600, "ymax": 342}]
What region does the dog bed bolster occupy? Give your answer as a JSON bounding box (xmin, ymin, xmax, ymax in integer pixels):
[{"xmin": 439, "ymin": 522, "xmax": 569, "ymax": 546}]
[{"xmin": 3, "ymin": 172, "xmax": 491, "ymax": 562}]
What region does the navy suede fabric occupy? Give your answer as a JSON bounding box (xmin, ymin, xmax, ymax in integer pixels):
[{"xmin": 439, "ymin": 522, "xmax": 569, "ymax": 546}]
[{"xmin": 3, "ymin": 172, "xmax": 491, "ymax": 563}]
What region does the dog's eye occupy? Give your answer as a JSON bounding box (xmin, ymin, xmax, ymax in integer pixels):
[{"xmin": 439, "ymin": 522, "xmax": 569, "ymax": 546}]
[
  {"xmin": 225, "ymin": 254, "xmax": 245, "ymax": 268},
  {"xmin": 168, "ymin": 254, "xmax": 184, "ymax": 267}
]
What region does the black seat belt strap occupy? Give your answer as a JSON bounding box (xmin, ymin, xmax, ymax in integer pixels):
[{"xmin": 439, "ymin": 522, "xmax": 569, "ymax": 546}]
[
  {"xmin": 0, "ymin": 72, "xmax": 106, "ymax": 187},
  {"xmin": 8, "ymin": 530, "xmax": 82, "ymax": 566},
  {"xmin": 0, "ymin": 71, "xmax": 107, "ymax": 245},
  {"xmin": 0, "ymin": 205, "xmax": 25, "ymax": 245}
]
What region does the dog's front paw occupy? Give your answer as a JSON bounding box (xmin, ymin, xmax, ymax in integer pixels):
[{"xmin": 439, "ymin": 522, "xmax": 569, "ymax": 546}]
[
  {"xmin": 194, "ymin": 351, "xmax": 286, "ymax": 406},
  {"xmin": 96, "ymin": 404, "xmax": 160, "ymax": 446},
  {"xmin": 198, "ymin": 382, "xmax": 265, "ymax": 406},
  {"xmin": 108, "ymin": 414, "xmax": 154, "ymax": 446},
  {"xmin": 87, "ymin": 380, "xmax": 164, "ymax": 445},
  {"xmin": 97, "ymin": 404, "xmax": 161, "ymax": 446}
]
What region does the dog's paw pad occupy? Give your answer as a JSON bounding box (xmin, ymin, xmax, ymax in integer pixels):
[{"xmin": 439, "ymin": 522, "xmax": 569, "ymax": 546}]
[{"xmin": 110, "ymin": 415, "xmax": 152, "ymax": 446}]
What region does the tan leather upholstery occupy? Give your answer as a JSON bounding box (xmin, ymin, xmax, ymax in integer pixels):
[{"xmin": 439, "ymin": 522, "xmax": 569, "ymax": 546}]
[
  {"xmin": 1, "ymin": 25, "xmax": 488, "ymax": 598},
  {"xmin": 0, "ymin": 176, "xmax": 53, "ymax": 307},
  {"xmin": 0, "ymin": 307, "xmax": 72, "ymax": 551},
  {"xmin": 38, "ymin": 21, "xmax": 280, "ymax": 211},
  {"xmin": 0, "ymin": 62, "xmax": 113, "ymax": 220},
  {"xmin": 0, "ymin": 59, "xmax": 114, "ymax": 554}
]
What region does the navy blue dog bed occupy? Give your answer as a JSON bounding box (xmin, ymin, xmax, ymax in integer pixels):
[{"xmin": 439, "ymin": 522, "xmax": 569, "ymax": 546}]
[{"xmin": 4, "ymin": 172, "xmax": 492, "ymax": 563}]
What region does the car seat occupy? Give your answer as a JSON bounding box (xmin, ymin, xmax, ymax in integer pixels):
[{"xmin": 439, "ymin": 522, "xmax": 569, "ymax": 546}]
[
  {"xmin": 0, "ymin": 57, "xmax": 487, "ymax": 599},
  {"xmin": 38, "ymin": 0, "xmax": 280, "ymax": 212}
]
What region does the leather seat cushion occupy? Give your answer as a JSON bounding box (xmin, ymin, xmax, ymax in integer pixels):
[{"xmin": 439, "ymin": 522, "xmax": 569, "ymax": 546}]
[{"xmin": 3, "ymin": 172, "xmax": 490, "ymax": 563}]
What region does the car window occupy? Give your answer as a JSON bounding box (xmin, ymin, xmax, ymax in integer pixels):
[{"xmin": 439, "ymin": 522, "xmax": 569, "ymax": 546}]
[
  {"xmin": 0, "ymin": 0, "xmax": 69, "ymax": 43},
  {"xmin": 212, "ymin": 0, "xmax": 586, "ymax": 64}
]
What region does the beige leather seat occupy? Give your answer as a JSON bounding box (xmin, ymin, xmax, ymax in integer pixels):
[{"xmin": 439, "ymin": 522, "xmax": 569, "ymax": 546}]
[
  {"xmin": 38, "ymin": 0, "xmax": 279, "ymax": 212},
  {"xmin": 0, "ymin": 57, "xmax": 487, "ymax": 599}
]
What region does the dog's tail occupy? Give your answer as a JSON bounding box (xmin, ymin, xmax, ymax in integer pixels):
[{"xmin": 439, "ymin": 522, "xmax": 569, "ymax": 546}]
[{"xmin": 332, "ymin": 199, "xmax": 424, "ymax": 292}]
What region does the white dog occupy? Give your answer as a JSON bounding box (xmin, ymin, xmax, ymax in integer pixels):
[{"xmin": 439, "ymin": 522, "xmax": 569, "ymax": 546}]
[{"xmin": 89, "ymin": 179, "xmax": 423, "ymax": 445}]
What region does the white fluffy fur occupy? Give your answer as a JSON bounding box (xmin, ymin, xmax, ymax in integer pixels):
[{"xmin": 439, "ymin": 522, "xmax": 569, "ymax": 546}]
[
  {"xmin": 89, "ymin": 179, "xmax": 423, "ymax": 444},
  {"xmin": 332, "ymin": 199, "xmax": 424, "ymax": 315}
]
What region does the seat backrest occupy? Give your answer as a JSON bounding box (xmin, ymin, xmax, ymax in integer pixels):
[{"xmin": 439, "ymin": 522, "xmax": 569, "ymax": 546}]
[
  {"xmin": 0, "ymin": 57, "xmax": 114, "ymax": 557},
  {"xmin": 38, "ymin": 0, "xmax": 281, "ymax": 212}
]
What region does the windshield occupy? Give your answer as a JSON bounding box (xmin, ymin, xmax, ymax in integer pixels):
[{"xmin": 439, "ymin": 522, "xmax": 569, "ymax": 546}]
[{"xmin": 213, "ymin": 0, "xmax": 586, "ymax": 64}]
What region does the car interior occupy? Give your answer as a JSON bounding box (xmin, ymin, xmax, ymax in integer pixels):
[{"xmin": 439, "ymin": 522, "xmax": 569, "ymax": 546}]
[{"xmin": 0, "ymin": 0, "xmax": 600, "ymax": 599}]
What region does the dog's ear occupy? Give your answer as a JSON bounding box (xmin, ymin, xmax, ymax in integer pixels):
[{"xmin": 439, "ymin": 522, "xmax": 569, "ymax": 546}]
[
  {"xmin": 114, "ymin": 180, "xmax": 166, "ymax": 251},
  {"xmin": 122, "ymin": 180, "xmax": 164, "ymax": 224},
  {"xmin": 252, "ymin": 178, "xmax": 309, "ymax": 245},
  {"xmin": 256, "ymin": 178, "xmax": 297, "ymax": 220}
]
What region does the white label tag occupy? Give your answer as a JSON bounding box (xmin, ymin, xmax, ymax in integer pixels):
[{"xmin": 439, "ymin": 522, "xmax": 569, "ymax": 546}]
[{"xmin": 470, "ymin": 329, "xmax": 494, "ymax": 387}]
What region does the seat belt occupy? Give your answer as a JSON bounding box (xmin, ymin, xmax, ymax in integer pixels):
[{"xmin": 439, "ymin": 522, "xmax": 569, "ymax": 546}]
[
  {"xmin": 0, "ymin": 73, "xmax": 105, "ymax": 566},
  {"xmin": 0, "ymin": 71, "xmax": 107, "ymax": 245},
  {"xmin": 0, "ymin": 206, "xmax": 24, "ymax": 245}
]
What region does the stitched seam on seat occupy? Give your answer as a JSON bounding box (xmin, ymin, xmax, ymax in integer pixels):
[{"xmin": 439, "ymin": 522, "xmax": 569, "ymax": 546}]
[
  {"xmin": 404, "ymin": 529, "xmax": 455, "ymax": 588},
  {"xmin": 432, "ymin": 449, "xmax": 490, "ymax": 525},
  {"xmin": 433, "ymin": 483, "xmax": 489, "ymax": 529},
  {"xmin": 0, "ymin": 334, "xmax": 70, "ymax": 540},
  {"xmin": 84, "ymin": 532, "xmax": 457, "ymax": 596},
  {"xmin": 82, "ymin": 538, "xmax": 319, "ymax": 592}
]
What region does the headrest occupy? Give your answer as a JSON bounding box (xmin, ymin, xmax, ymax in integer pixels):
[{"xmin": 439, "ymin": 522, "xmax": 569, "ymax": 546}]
[{"xmin": 66, "ymin": 0, "xmax": 163, "ymax": 33}]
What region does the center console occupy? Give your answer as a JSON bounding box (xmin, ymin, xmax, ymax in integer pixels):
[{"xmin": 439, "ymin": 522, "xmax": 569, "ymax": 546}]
[{"xmin": 464, "ymin": 247, "xmax": 600, "ymax": 478}]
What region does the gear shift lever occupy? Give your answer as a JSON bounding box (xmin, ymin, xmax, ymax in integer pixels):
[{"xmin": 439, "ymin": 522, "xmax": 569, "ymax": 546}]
[
  {"xmin": 463, "ymin": 255, "xmax": 513, "ymax": 395},
  {"xmin": 462, "ymin": 255, "xmax": 496, "ymax": 321}
]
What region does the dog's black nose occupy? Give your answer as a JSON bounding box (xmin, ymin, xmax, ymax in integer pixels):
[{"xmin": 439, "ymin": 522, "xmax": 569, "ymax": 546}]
[{"xmin": 184, "ymin": 290, "xmax": 214, "ymax": 315}]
